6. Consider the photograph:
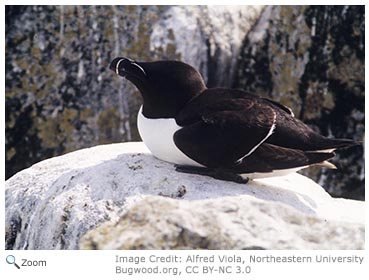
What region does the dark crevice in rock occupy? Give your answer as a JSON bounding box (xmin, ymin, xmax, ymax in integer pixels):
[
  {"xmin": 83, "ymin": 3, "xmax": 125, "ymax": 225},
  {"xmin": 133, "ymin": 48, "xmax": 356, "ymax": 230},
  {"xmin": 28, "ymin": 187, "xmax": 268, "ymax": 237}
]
[
  {"xmin": 175, "ymin": 227, "xmax": 211, "ymax": 249},
  {"xmin": 5, "ymin": 216, "xmax": 22, "ymax": 250},
  {"xmin": 243, "ymin": 246, "xmax": 266, "ymax": 250},
  {"xmin": 59, "ymin": 202, "xmax": 72, "ymax": 249}
]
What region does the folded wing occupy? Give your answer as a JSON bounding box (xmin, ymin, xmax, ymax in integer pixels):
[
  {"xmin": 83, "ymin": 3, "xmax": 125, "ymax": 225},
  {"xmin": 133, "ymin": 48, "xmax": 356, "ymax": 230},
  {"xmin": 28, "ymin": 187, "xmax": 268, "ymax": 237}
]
[
  {"xmin": 175, "ymin": 88, "xmax": 357, "ymax": 173},
  {"xmin": 174, "ymin": 95, "xmax": 276, "ymax": 168}
]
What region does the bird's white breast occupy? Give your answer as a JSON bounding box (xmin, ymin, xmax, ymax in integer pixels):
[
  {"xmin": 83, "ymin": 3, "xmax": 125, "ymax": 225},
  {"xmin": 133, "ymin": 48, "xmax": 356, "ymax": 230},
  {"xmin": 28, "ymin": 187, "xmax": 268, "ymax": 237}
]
[{"xmin": 137, "ymin": 106, "xmax": 203, "ymax": 167}]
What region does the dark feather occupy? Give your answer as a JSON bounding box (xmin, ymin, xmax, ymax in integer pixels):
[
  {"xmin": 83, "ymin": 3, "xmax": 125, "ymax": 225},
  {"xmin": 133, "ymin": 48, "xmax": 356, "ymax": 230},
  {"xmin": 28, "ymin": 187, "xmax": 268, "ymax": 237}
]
[
  {"xmin": 175, "ymin": 88, "xmax": 358, "ymax": 173},
  {"xmin": 228, "ymin": 143, "xmax": 335, "ymax": 173}
]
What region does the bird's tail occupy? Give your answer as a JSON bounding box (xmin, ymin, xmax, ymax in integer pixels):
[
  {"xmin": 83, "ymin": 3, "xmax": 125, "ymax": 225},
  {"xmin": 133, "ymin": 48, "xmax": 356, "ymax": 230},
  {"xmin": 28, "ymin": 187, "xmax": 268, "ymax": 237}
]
[
  {"xmin": 304, "ymin": 151, "xmax": 335, "ymax": 166},
  {"xmin": 309, "ymin": 138, "xmax": 362, "ymax": 169},
  {"xmin": 310, "ymin": 138, "xmax": 362, "ymax": 152},
  {"xmin": 313, "ymin": 160, "xmax": 337, "ymax": 169}
]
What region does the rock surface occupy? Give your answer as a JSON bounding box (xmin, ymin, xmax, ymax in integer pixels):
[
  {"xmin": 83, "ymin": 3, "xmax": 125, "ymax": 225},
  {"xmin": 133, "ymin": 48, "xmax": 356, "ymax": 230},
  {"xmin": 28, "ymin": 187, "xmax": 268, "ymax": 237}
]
[
  {"xmin": 5, "ymin": 142, "xmax": 364, "ymax": 250},
  {"xmin": 80, "ymin": 196, "xmax": 363, "ymax": 250},
  {"xmin": 5, "ymin": 5, "xmax": 263, "ymax": 179},
  {"xmin": 234, "ymin": 6, "xmax": 364, "ymax": 199}
]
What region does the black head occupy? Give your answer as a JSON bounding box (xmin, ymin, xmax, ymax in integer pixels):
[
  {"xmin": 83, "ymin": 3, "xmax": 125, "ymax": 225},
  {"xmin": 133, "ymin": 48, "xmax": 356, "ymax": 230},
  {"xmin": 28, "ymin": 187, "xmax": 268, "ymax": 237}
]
[{"xmin": 110, "ymin": 57, "xmax": 207, "ymax": 118}]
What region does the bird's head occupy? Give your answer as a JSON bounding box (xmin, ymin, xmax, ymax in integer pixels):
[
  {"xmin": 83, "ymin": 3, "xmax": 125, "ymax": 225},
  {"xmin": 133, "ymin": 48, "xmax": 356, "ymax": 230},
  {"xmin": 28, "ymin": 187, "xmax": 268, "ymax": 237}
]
[{"xmin": 110, "ymin": 57, "xmax": 207, "ymax": 118}]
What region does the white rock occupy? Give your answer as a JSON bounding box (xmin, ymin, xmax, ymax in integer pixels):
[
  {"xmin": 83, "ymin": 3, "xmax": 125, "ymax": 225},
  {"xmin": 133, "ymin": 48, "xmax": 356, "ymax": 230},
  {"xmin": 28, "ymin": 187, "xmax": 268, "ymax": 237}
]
[
  {"xmin": 5, "ymin": 142, "xmax": 364, "ymax": 250},
  {"xmin": 80, "ymin": 195, "xmax": 364, "ymax": 250}
]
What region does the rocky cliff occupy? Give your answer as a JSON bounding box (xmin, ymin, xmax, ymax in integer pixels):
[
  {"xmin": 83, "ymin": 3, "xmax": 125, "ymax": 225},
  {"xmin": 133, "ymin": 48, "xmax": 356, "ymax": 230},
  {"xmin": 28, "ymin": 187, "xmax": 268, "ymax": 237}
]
[{"xmin": 5, "ymin": 5, "xmax": 262, "ymax": 179}]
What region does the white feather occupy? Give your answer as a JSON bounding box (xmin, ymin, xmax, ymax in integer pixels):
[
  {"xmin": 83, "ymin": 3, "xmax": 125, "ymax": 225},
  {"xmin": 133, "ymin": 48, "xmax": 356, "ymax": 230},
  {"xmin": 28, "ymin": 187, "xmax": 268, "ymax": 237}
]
[
  {"xmin": 131, "ymin": 62, "xmax": 147, "ymax": 76},
  {"xmin": 137, "ymin": 106, "xmax": 203, "ymax": 167},
  {"xmin": 115, "ymin": 59, "xmax": 125, "ymax": 75},
  {"xmin": 242, "ymin": 166, "xmax": 308, "ymax": 180},
  {"xmin": 236, "ymin": 111, "xmax": 277, "ymax": 163}
]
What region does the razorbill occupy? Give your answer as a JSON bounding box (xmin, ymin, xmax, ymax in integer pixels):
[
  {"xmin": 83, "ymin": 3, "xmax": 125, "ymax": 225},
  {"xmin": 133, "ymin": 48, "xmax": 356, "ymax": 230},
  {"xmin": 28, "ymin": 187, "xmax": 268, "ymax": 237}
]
[{"xmin": 109, "ymin": 57, "xmax": 360, "ymax": 183}]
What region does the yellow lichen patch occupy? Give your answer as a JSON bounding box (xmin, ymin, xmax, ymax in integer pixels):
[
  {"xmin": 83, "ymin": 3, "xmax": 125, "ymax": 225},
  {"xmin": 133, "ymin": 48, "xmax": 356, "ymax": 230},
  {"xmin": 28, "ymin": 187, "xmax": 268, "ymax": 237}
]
[
  {"xmin": 6, "ymin": 147, "xmax": 16, "ymax": 161},
  {"xmin": 303, "ymin": 83, "xmax": 325, "ymax": 120},
  {"xmin": 42, "ymin": 63, "xmax": 57, "ymax": 77},
  {"xmin": 44, "ymin": 78, "xmax": 56, "ymax": 90},
  {"xmin": 16, "ymin": 58, "xmax": 29, "ymax": 71},
  {"xmin": 166, "ymin": 43, "xmax": 178, "ymax": 57},
  {"xmin": 151, "ymin": 29, "xmax": 181, "ymax": 60},
  {"xmin": 31, "ymin": 46, "xmax": 41, "ymax": 60},
  {"xmin": 36, "ymin": 88, "xmax": 47, "ymax": 99},
  {"xmin": 29, "ymin": 63, "xmax": 40, "ymax": 77},
  {"xmin": 59, "ymin": 108, "xmax": 78, "ymax": 135},
  {"xmin": 37, "ymin": 108, "xmax": 79, "ymax": 149},
  {"xmin": 20, "ymin": 76, "xmax": 32, "ymax": 91},
  {"xmin": 63, "ymin": 29, "xmax": 77, "ymax": 43},
  {"xmin": 279, "ymin": 55, "xmax": 298, "ymax": 90},
  {"xmin": 328, "ymin": 53, "xmax": 364, "ymax": 92},
  {"xmin": 126, "ymin": 9, "xmax": 160, "ymax": 61},
  {"xmin": 80, "ymin": 108, "xmax": 94, "ymax": 120},
  {"xmin": 5, "ymin": 111, "xmax": 18, "ymax": 129},
  {"xmin": 37, "ymin": 117, "xmax": 60, "ymax": 149},
  {"xmin": 128, "ymin": 21, "xmax": 151, "ymax": 60},
  {"xmin": 103, "ymin": 24, "xmax": 114, "ymax": 38},
  {"xmin": 126, "ymin": 5, "xmax": 137, "ymax": 14},
  {"xmin": 97, "ymin": 108, "xmax": 121, "ymax": 144},
  {"xmin": 322, "ymin": 91, "xmax": 335, "ymax": 110},
  {"xmin": 167, "ymin": 28, "xmax": 175, "ymax": 40}
]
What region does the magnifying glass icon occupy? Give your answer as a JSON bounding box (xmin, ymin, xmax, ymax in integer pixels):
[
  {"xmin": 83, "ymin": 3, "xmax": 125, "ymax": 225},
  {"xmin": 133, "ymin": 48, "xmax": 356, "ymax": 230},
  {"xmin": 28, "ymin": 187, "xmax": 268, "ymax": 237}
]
[{"xmin": 6, "ymin": 255, "xmax": 20, "ymax": 269}]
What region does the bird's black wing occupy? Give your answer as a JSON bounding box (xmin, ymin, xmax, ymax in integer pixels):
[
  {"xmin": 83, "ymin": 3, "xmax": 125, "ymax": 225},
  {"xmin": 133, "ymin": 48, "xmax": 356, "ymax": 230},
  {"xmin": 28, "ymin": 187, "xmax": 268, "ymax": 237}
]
[
  {"xmin": 262, "ymin": 97, "xmax": 295, "ymax": 116},
  {"xmin": 174, "ymin": 91, "xmax": 276, "ymax": 168},
  {"xmin": 262, "ymin": 100, "xmax": 356, "ymax": 151},
  {"xmin": 230, "ymin": 143, "xmax": 335, "ymax": 173}
]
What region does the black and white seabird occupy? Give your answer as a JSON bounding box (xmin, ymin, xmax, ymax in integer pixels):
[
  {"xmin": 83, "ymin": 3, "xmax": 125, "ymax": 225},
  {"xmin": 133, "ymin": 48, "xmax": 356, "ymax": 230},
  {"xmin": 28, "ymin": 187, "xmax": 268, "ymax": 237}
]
[{"xmin": 110, "ymin": 57, "xmax": 360, "ymax": 183}]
